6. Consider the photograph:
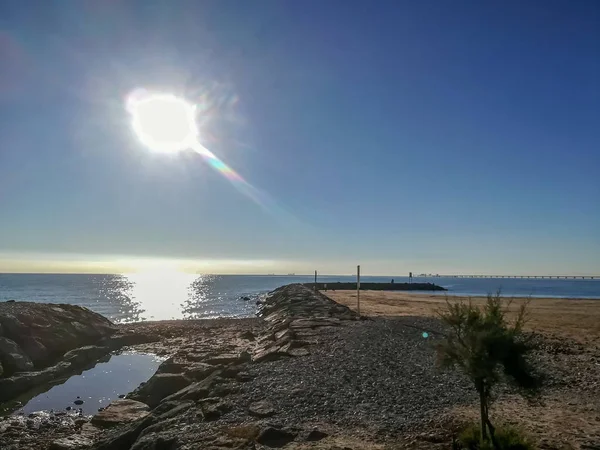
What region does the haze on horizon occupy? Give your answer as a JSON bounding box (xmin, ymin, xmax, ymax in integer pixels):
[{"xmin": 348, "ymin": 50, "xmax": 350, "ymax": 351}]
[{"xmin": 0, "ymin": 1, "xmax": 599, "ymax": 276}]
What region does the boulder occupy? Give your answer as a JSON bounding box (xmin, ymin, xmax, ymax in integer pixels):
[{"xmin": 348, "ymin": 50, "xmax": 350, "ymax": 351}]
[
  {"xmin": 184, "ymin": 362, "xmax": 220, "ymax": 380},
  {"xmin": 63, "ymin": 346, "xmax": 110, "ymax": 366},
  {"xmin": 0, "ymin": 301, "xmax": 116, "ymax": 376},
  {"xmin": 248, "ymin": 400, "xmax": 275, "ymax": 418},
  {"xmin": 91, "ymin": 399, "xmax": 151, "ymax": 428},
  {"xmin": 160, "ymin": 371, "xmax": 223, "ymax": 403},
  {"xmin": 128, "ymin": 373, "xmax": 192, "ymax": 408},
  {"xmin": 0, "ymin": 337, "xmax": 34, "ymax": 374},
  {"xmin": 256, "ymin": 427, "xmax": 297, "ymax": 447},
  {"xmin": 305, "ymin": 429, "xmax": 329, "ymax": 441}
]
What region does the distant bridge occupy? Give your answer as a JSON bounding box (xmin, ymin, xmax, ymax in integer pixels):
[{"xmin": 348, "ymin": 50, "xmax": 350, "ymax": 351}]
[{"xmin": 417, "ymin": 274, "xmax": 598, "ymax": 280}]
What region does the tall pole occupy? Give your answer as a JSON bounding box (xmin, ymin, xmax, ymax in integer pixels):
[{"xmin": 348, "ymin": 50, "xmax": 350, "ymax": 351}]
[{"xmin": 357, "ymin": 265, "xmax": 361, "ymax": 316}]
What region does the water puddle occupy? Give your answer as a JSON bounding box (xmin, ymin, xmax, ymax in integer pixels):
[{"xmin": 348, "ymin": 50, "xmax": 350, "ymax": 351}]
[{"xmin": 4, "ymin": 352, "xmax": 164, "ymax": 416}]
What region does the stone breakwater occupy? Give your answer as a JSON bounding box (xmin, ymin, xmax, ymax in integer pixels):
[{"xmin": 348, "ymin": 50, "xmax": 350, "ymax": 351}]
[
  {"xmin": 304, "ymin": 282, "xmax": 446, "ymax": 291},
  {"xmin": 1, "ymin": 285, "xmax": 477, "ymax": 449}
]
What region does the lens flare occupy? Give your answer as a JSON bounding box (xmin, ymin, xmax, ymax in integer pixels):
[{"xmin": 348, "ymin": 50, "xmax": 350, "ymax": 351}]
[{"xmin": 126, "ymin": 89, "xmax": 269, "ymax": 209}]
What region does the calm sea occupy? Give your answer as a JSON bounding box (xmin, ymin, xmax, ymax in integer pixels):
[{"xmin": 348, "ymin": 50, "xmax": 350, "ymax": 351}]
[{"xmin": 0, "ymin": 274, "xmax": 598, "ymax": 323}]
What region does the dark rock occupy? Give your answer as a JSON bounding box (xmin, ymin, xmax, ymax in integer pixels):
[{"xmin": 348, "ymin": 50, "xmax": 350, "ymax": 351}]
[
  {"xmin": 0, "ymin": 337, "xmax": 34, "ymax": 374},
  {"xmin": 256, "ymin": 427, "xmax": 296, "ymax": 447},
  {"xmin": 128, "ymin": 373, "xmax": 192, "ymax": 408},
  {"xmin": 184, "ymin": 362, "xmax": 219, "ymax": 380},
  {"xmin": 305, "ymin": 429, "xmax": 329, "ymax": 441},
  {"xmin": 253, "ymin": 346, "xmax": 287, "ymax": 363},
  {"xmin": 18, "ymin": 336, "xmax": 49, "ymax": 367},
  {"xmin": 92, "ymin": 414, "xmax": 156, "ymax": 450},
  {"xmin": 50, "ymin": 434, "xmax": 95, "ymax": 449},
  {"xmin": 160, "ymin": 371, "xmax": 223, "ymax": 403},
  {"xmin": 240, "ymin": 296, "xmax": 251, "ymax": 301},
  {"xmin": 155, "ymin": 357, "xmax": 188, "ymax": 375},
  {"xmin": 0, "ymin": 302, "xmax": 115, "ymax": 370},
  {"xmin": 118, "ymin": 394, "xmax": 125, "ymax": 399},
  {"xmin": 235, "ymin": 371, "xmax": 255, "ymax": 382},
  {"xmin": 204, "ymin": 353, "xmax": 245, "ymax": 365},
  {"xmin": 200, "ymin": 399, "xmax": 231, "ymax": 421},
  {"xmin": 63, "ymin": 346, "xmax": 110, "ymax": 367},
  {"xmin": 239, "ymin": 331, "xmax": 255, "ymax": 341},
  {"xmin": 155, "ymin": 400, "xmax": 195, "ymax": 421},
  {"xmin": 91, "ymin": 399, "xmax": 151, "ymax": 428},
  {"xmin": 249, "ymin": 400, "xmax": 275, "ymax": 418},
  {"xmin": 74, "ymin": 400, "xmax": 84, "ymax": 406}
]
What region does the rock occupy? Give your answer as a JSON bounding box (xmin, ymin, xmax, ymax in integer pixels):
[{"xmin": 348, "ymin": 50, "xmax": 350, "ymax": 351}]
[
  {"xmin": 253, "ymin": 346, "xmax": 287, "ymax": 363},
  {"xmin": 18, "ymin": 336, "xmax": 49, "ymax": 367},
  {"xmin": 63, "ymin": 346, "xmax": 110, "ymax": 367},
  {"xmin": 239, "ymin": 331, "xmax": 255, "ymax": 341},
  {"xmin": 0, "ymin": 362, "xmax": 3, "ymax": 377},
  {"xmin": 118, "ymin": 394, "xmax": 125, "ymax": 399},
  {"xmin": 184, "ymin": 362, "xmax": 219, "ymax": 380},
  {"xmin": 287, "ymin": 347, "xmax": 310, "ymax": 357},
  {"xmin": 249, "ymin": 400, "xmax": 275, "ymax": 418},
  {"xmin": 91, "ymin": 399, "xmax": 151, "ymax": 428},
  {"xmin": 256, "ymin": 427, "xmax": 297, "ymax": 447},
  {"xmin": 155, "ymin": 357, "xmax": 188, "ymax": 374},
  {"xmin": 160, "ymin": 371, "xmax": 223, "ymax": 403},
  {"xmin": 305, "ymin": 429, "xmax": 329, "ymax": 441},
  {"xmin": 154, "ymin": 400, "xmax": 195, "ymax": 420},
  {"xmin": 240, "ymin": 296, "xmax": 251, "ymax": 301},
  {"xmin": 204, "ymin": 353, "xmax": 244, "ymax": 365},
  {"xmin": 128, "ymin": 373, "xmax": 192, "ymax": 408},
  {"xmin": 92, "ymin": 414, "xmax": 156, "ymax": 450},
  {"xmin": 200, "ymin": 399, "xmax": 231, "ymax": 420},
  {"xmin": 235, "ymin": 372, "xmax": 255, "ymax": 382},
  {"xmin": 74, "ymin": 400, "xmax": 84, "ymax": 406},
  {"xmin": 0, "ymin": 337, "xmax": 34, "ymax": 374},
  {"xmin": 50, "ymin": 434, "xmax": 95, "ymax": 449},
  {"xmin": 0, "ymin": 302, "xmax": 115, "ymax": 369}
]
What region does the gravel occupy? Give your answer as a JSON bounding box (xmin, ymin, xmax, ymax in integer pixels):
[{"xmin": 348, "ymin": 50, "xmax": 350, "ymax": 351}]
[{"xmin": 231, "ymin": 316, "xmax": 475, "ymax": 436}]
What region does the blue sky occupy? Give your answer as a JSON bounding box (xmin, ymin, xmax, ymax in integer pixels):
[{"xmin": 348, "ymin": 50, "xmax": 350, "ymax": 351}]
[{"xmin": 0, "ymin": 0, "xmax": 598, "ymax": 275}]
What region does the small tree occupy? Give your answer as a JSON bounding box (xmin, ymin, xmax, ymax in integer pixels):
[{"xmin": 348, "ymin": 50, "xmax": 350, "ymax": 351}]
[{"xmin": 436, "ymin": 292, "xmax": 541, "ymax": 449}]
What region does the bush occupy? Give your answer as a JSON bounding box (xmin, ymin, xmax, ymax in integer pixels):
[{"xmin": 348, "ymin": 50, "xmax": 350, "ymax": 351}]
[{"xmin": 458, "ymin": 423, "xmax": 536, "ymax": 450}]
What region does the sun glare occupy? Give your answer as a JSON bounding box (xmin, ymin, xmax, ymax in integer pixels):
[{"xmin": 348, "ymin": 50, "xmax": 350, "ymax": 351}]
[{"xmin": 127, "ymin": 90, "xmax": 198, "ymax": 153}]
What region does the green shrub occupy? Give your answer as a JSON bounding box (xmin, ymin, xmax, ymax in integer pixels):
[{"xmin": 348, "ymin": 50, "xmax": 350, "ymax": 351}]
[{"xmin": 458, "ymin": 423, "xmax": 536, "ymax": 450}]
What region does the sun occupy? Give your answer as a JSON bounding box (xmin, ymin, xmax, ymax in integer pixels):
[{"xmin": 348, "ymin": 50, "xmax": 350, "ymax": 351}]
[{"xmin": 127, "ymin": 90, "xmax": 198, "ymax": 153}]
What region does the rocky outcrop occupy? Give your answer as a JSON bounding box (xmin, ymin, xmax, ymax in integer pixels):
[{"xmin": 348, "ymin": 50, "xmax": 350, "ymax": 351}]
[
  {"xmin": 0, "ymin": 301, "xmax": 117, "ymax": 402},
  {"xmin": 0, "ymin": 301, "xmax": 116, "ymax": 374}
]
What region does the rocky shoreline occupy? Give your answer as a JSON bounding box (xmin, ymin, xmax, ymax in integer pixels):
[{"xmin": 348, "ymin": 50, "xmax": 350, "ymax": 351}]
[{"xmin": 1, "ymin": 284, "xmax": 598, "ymax": 449}]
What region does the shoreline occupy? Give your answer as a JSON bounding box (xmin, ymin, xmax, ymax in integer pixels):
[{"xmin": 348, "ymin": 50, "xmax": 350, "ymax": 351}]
[
  {"xmin": 1, "ymin": 284, "xmax": 599, "ymax": 449},
  {"xmin": 325, "ymin": 290, "xmax": 600, "ymax": 346}
]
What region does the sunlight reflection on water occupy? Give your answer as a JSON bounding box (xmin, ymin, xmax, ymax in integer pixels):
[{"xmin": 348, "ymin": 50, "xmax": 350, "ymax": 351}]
[{"xmin": 93, "ymin": 273, "xmax": 262, "ymax": 323}]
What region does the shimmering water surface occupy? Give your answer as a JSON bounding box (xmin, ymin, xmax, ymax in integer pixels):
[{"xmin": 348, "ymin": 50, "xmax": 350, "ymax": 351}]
[{"xmin": 0, "ymin": 274, "xmax": 598, "ymax": 323}]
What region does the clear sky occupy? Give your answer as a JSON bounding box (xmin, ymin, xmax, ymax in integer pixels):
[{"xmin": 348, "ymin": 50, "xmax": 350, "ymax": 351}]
[{"xmin": 0, "ymin": 1, "xmax": 598, "ymax": 275}]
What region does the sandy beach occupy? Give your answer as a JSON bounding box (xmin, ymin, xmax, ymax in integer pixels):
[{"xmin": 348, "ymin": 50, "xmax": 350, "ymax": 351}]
[{"xmin": 325, "ymin": 290, "xmax": 600, "ymax": 346}]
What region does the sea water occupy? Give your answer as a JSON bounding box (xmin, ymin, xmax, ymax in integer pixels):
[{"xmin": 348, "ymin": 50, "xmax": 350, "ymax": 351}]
[{"xmin": 0, "ymin": 274, "xmax": 598, "ymax": 323}]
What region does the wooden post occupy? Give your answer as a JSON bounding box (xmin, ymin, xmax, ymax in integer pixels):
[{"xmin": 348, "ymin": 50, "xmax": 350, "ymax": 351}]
[{"xmin": 357, "ymin": 265, "xmax": 361, "ymax": 316}]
